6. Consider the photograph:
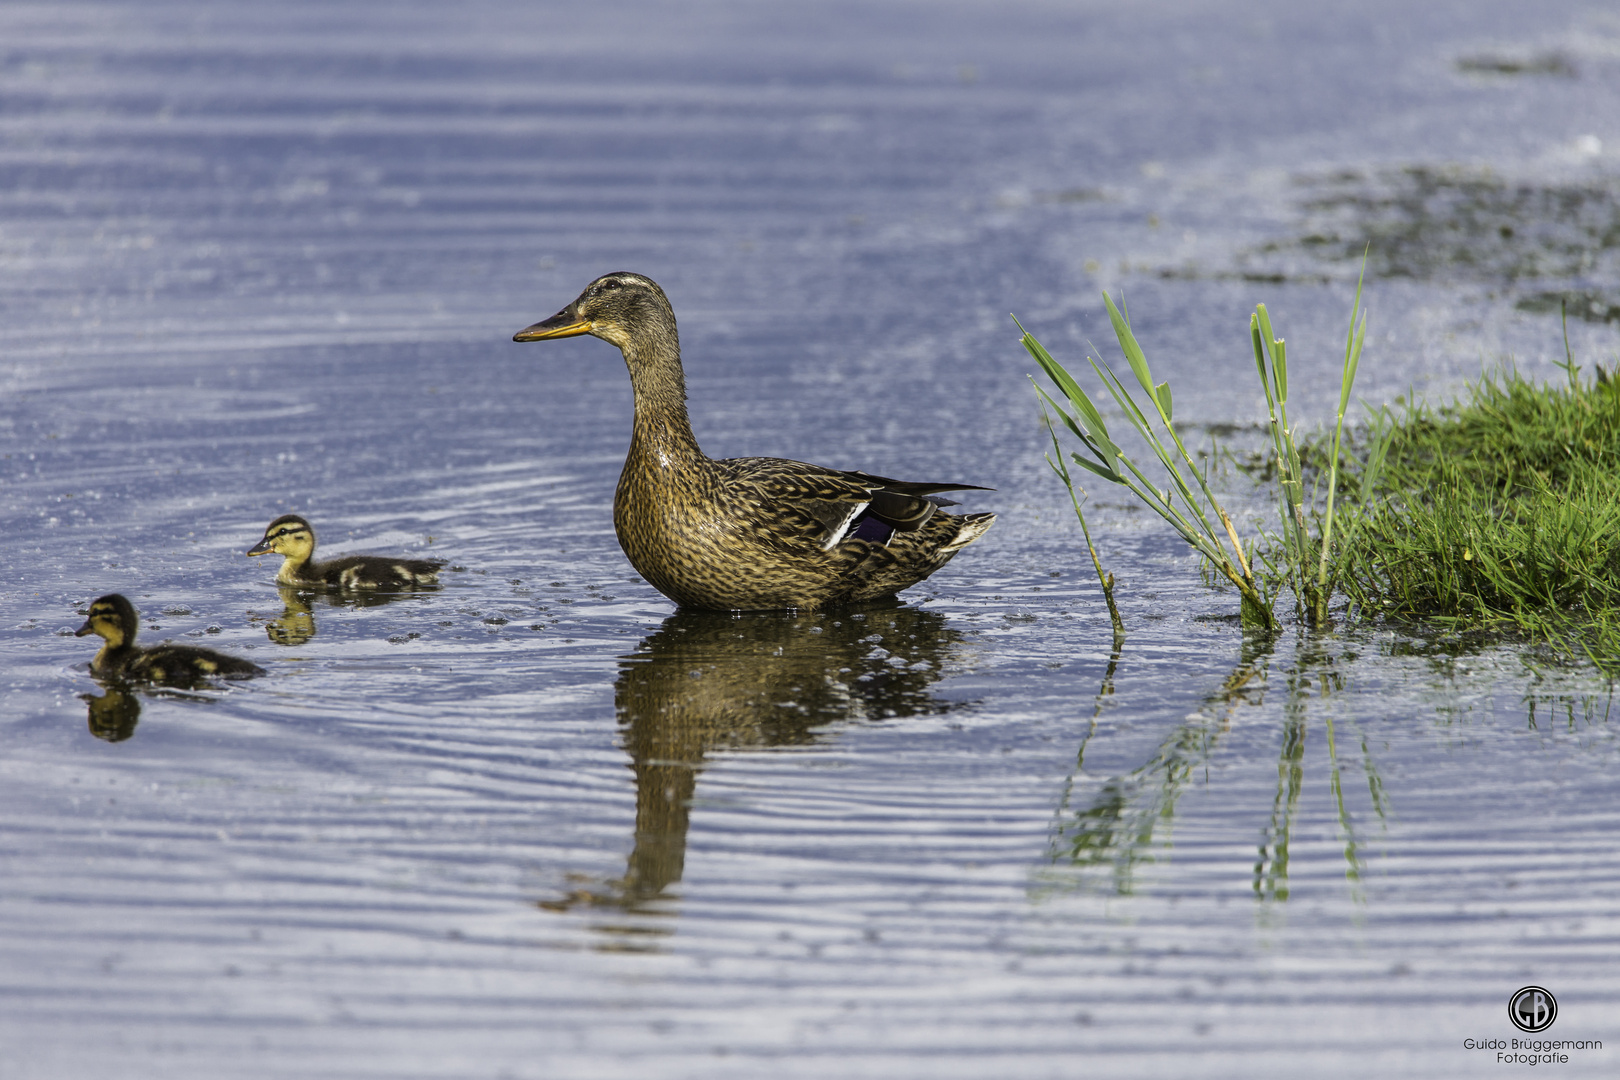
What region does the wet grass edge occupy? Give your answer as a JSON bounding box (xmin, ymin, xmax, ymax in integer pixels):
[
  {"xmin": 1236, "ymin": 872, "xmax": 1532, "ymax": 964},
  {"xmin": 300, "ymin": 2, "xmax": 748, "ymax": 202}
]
[
  {"xmin": 1023, "ymin": 296, "xmax": 1620, "ymax": 675},
  {"xmin": 1330, "ymin": 339, "xmax": 1620, "ymax": 674}
]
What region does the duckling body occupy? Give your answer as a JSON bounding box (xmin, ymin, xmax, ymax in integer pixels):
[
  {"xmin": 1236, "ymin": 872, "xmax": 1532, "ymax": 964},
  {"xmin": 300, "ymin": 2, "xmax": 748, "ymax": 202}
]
[
  {"xmin": 76, "ymin": 594, "xmax": 264, "ymax": 684},
  {"xmin": 247, "ymin": 514, "xmax": 443, "ymax": 590},
  {"xmin": 515, "ymin": 272, "xmax": 994, "ymax": 610}
]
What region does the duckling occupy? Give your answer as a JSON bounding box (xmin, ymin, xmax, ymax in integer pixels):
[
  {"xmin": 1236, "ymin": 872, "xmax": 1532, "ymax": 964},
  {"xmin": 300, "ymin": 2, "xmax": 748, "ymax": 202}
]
[
  {"xmin": 514, "ymin": 272, "xmax": 995, "ymax": 610},
  {"xmin": 246, "ymin": 514, "xmax": 443, "ymax": 590},
  {"xmin": 75, "ymin": 594, "xmax": 265, "ymax": 684}
]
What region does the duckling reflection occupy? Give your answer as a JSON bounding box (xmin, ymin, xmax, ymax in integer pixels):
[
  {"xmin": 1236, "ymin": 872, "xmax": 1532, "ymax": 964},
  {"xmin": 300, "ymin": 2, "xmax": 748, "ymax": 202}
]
[
  {"xmin": 79, "ymin": 683, "xmax": 213, "ymax": 743},
  {"xmin": 82, "ymin": 685, "xmax": 142, "ymax": 742},
  {"xmin": 264, "ymin": 586, "xmax": 317, "ymax": 645},
  {"xmin": 253, "ymin": 584, "xmax": 424, "ymax": 645},
  {"xmin": 549, "ymin": 603, "xmax": 971, "ymax": 913}
]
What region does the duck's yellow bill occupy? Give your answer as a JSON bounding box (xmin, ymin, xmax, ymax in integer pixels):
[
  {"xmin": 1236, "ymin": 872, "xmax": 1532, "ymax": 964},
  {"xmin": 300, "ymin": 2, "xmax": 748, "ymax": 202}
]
[{"xmin": 513, "ymin": 318, "xmax": 591, "ymax": 341}]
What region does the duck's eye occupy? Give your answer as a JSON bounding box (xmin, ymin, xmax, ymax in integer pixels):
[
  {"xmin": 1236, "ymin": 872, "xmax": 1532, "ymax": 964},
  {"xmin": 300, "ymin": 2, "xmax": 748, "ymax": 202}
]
[{"xmin": 599, "ymin": 279, "xmax": 622, "ymax": 292}]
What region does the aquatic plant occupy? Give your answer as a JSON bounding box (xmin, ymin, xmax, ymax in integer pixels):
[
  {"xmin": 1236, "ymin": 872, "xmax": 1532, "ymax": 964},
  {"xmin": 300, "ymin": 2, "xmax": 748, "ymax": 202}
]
[
  {"xmin": 1022, "ymin": 298, "xmax": 1272, "ymax": 628},
  {"xmin": 1024, "ymin": 283, "xmax": 1619, "ymax": 671},
  {"xmin": 1022, "ymin": 284, "xmax": 1372, "ymax": 631},
  {"xmin": 1036, "ymin": 397, "xmax": 1124, "ymax": 638},
  {"xmin": 1249, "ymin": 278, "xmax": 1381, "ymax": 626}
]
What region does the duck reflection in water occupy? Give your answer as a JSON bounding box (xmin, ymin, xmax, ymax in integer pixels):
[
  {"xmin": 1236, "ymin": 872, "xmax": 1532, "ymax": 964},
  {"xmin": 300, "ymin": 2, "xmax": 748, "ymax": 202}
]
[
  {"xmin": 261, "ymin": 586, "xmax": 317, "ymax": 645},
  {"xmin": 79, "ymin": 683, "xmax": 215, "ymax": 743},
  {"xmin": 81, "ymin": 685, "xmax": 143, "ymax": 742},
  {"xmin": 254, "ymin": 585, "xmax": 423, "ymax": 646},
  {"xmin": 544, "ymin": 603, "xmax": 972, "ymax": 916}
]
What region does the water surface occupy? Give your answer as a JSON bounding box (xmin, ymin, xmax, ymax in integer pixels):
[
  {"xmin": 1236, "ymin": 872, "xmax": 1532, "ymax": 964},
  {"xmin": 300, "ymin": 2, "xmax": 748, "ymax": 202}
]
[{"xmin": 3, "ymin": 1, "xmax": 1619, "ymax": 1076}]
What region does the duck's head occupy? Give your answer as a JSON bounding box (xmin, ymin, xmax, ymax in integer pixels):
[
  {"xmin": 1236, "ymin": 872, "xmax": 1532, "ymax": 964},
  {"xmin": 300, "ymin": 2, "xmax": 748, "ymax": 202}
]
[
  {"xmin": 76, "ymin": 594, "xmax": 138, "ymax": 648},
  {"xmin": 513, "ymin": 272, "xmax": 676, "ymax": 353},
  {"xmin": 248, "ymin": 514, "xmax": 316, "ymax": 562}
]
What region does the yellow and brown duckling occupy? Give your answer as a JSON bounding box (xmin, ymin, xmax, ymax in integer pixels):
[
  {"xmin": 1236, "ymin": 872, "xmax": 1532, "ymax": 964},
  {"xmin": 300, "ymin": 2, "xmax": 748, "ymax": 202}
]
[
  {"xmin": 514, "ymin": 272, "xmax": 995, "ymax": 610},
  {"xmin": 76, "ymin": 594, "xmax": 265, "ymax": 684},
  {"xmin": 247, "ymin": 514, "xmax": 443, "ymax": 590}
]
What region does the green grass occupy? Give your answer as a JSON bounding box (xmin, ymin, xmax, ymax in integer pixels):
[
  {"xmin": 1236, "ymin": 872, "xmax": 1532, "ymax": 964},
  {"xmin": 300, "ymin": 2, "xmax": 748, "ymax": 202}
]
[
  {"xmin": 1025, "ymin": 288, "xmax": 1620, "ymax": 673},
  {"xmin": 1336, "ymin": 359, "xmax": 1620, "ymax": 672}
]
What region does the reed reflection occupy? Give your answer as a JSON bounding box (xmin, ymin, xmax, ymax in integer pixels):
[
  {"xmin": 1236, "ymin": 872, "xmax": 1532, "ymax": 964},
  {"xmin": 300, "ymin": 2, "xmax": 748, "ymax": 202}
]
[
  {"xmin": 1524, "ymin": 685, "xmax": 1614, "ymax": 741},
  {"xmin": 1253, "ymin": 636, "xmax": 1391, "ymax": 904},
  {"xmin": 1046, "ymin": 635, "xmax": 1271, "ymax": 897},
  {"xmin": 1044, "ymin": 633, "xmax": 1390, "ymax": 902},
  {"xmin": 546, "ymin": 603, "xmax": 970, "ymax": 919}
]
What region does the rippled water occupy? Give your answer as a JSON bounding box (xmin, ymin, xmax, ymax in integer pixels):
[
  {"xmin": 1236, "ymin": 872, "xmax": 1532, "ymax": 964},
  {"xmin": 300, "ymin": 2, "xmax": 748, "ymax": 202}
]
[{"xmin": 3, "ymin": 1, "xmax": 1619, "ymax": 1076}]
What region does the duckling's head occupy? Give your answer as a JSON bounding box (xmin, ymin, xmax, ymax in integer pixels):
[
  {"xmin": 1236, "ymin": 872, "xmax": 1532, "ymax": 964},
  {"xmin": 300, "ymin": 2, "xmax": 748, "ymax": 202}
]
[
  {"xmin": 248, "ymin": 514, "xmax": 316, "ymax": 564},
  {"xmin": 513, "ymin": 272, "xmax": 677, "ymax": 354},
  {"xmin": 75, "ymin": 594, "xmax": 138, "ymax": 649}
]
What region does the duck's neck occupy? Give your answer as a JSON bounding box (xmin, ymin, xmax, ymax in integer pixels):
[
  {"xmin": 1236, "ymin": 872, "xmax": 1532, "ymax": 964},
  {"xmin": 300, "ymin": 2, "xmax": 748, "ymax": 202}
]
[
  {"xmin": 92, "ymin": 639, "xmax": 134, "ymax": 674},
  {"xmin": 623, "ymin": 333, "xmax": 706, "ymax": 470},
  {"xmin": 276, "ymin": 545, "xmax": 315, "ymax": 584}
]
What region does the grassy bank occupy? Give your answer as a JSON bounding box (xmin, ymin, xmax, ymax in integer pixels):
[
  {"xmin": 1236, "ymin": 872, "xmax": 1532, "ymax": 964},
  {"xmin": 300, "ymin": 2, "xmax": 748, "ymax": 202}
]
[
  {"xmin": 1026, "ymin": 296, "xmax": 1620, "ymax": 674},
  {"xmin": 1335, "ymin": 360, "xmax": 1620, "ymax": 672}
]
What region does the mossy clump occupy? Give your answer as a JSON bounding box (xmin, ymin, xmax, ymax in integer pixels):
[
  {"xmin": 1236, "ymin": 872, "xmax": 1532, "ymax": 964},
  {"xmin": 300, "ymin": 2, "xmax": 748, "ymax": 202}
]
[{"xmin": 1338, "ymin": 362, "xmax": 1620, "ymax": 671}]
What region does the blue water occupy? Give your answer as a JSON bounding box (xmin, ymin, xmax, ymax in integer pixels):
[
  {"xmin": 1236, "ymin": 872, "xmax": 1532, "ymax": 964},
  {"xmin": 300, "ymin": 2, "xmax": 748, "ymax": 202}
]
[{"xmin": 3, "ymin": 1, "xmax": 1618, "ymax": 1076}]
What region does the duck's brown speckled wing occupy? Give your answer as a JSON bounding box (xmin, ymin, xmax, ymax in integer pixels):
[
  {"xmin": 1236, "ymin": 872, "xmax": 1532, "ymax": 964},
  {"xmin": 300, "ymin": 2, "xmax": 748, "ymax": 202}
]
[
  {"xmin": 708, "ymin": 457, "xmax": 878, "ymax": 552},
  {"xmin": 838, "ymin": 470, "xmax": 991, "ymax": 533},
  {"xmin": 712, "ymin": 458, "xmax": 990, "ymax": 550},
  {"xmin": 683, "ymin": 456, "xmax": 994, "ymax": 607}
]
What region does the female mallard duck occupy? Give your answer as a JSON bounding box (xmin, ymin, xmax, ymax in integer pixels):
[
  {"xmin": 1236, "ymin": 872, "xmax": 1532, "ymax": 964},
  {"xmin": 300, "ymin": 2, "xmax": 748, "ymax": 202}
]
[
  {"xmin": 513, "ymin": 272, "xmax": 994, "ymax": 610},
  {"xmin": 76, "ymin": 594, "xmax": 265, "ymax": 683},
  {"xmin": 246, "ymin": 514, "xmax": 443, "ymax": 590}
]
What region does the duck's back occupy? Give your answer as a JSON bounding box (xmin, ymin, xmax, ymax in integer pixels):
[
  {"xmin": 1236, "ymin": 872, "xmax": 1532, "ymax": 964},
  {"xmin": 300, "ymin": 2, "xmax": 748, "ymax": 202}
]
[
  {"xmin": 124, "ymin": 643, "xmax": 266, "ymax": 684},
  {"xmin": 298, "ymin": 554, "xmax": 444, "ymax": 590},
  {"xmin": 615, "ymin": 452, "xmax": 994, "ymax": 610}
]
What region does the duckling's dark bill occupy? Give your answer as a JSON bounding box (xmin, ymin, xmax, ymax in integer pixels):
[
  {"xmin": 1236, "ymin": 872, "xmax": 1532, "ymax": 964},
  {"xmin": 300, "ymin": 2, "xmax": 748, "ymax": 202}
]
[
  {"xmin": 73, "ymin": 618, "xmax": 95, "ymax": 637},
  {"xmin": 513, "ymin": 316, "xmax": 591, "ymax": 341},
  {"xmin": 245, "ymin": 537, "xmax": 273, "ymax": 556}
]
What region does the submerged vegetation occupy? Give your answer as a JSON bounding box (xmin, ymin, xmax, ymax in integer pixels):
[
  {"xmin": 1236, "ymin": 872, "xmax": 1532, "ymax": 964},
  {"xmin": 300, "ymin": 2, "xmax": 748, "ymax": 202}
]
[
  {"xmin": 1024, "ymin": 296, "xmax": 1620, "ymax": 674},
  {"xmin": 1160, "ymin": 164, "xmax": 1620, "ymax": 330}
]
